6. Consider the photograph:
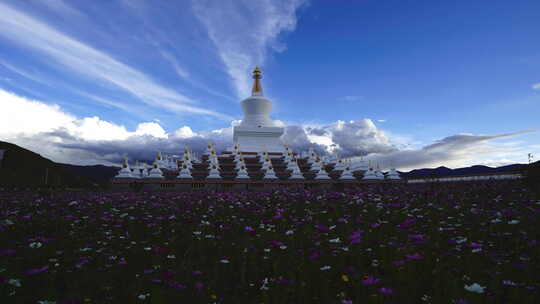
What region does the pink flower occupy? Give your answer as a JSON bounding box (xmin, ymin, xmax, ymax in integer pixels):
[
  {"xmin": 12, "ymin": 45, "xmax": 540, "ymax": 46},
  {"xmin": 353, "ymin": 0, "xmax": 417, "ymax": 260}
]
[
  {"xmin": 152, "ymin": 247, "xmax": 167, "ymax": 254},
  {"xmin": 398, "ymin": 218, "xmax": 416, "ymax": 229},
  {"xmin": 361, "ymin": 276, "xmax": 380, "ymax": 286},
  {"xmin": 168, "ymin": 281, "xmax": 186, "ymax": 290},
  {"xmin": 309, "ymin": 251, "xmax": 321, "ymax": 260},
  {"xmin": 378, "ymin": 287, "xmax": 394, "ymax": 294},
  {"xmin": 315, "ymin": 225, "xmax": 330, "ymax": 232},
  {"xmin": 26, "ymin": 265, "xmax": 49, "ymax": 275},
  {"xmin": 405, "ymin": 252, "xmax": 423, "ymax": 260}
]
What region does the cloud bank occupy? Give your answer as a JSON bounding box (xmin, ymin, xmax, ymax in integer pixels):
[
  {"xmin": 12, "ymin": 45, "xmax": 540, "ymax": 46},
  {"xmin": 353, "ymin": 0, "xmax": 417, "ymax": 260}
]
[{"xmin": 0, "ymin": 89, "xmax": 529, "ymax": 169}]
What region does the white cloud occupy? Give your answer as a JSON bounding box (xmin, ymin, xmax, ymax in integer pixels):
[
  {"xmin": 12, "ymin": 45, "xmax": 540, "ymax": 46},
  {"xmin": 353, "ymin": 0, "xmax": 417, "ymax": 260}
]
[
  {"xmin": 193, "ymin": 0, "xmax": 306, "ymax": 98},
  {"xmin": 532, "ymin": 83, "xmax": 540, "ymax": 90},
  {"xmin": 0, "ymin": 2, "xmax": 230, "ymax": 120},
  {"xmin": 135, "ymin": 122, "xmax": 167, "ymax": 138},
  {"xmin": 1, "ymin": 89, "xmax": 534, "ymax": 169}
]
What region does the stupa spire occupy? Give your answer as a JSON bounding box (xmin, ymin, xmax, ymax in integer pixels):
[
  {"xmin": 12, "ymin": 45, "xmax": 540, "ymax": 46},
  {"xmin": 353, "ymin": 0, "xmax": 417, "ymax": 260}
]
[{"xmin": 251, "ymin": 66, "xmax": 263, "ymax": 96}]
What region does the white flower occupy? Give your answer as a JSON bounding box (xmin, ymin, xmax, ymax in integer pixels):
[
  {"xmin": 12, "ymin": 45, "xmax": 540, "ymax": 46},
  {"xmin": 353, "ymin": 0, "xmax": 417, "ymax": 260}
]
[
  {"xmin": 491, "ymin": 218, "xmax": 502, "ymax": 223},
  {"xmin": 508, "ymin": 220, "xmax": 519, "ymax": 225},
  {"xmin": 29, "ymin": 242, "xmax": 42, "ymax": 249},
  {"xmin": 220, "ymin": 259, "xmax": 230, "ymax": 264},
  {"xmin": 464, "ymin": 283, "xmax": 485, "ymax": 293},
  {"xmin": 455, "ymin": 237, "xmax": 467, "ymax": 244},
  {"xmin": 329, "ymin": 237, "xmax": 341, "ymax": 243},
  {"xmin": 38, "ymin": 301, "xmax": 56, "ymax": 304},
  {"xmin": 503, "ymin": 280, "xmax": 518, "ymax": 286},
  {"xmin": 193, "ymin": 231, "xmax": 202, "ymax": 236},
  {"xmin": 279, "ymin": 245, "xmax": 287, "ymax": 250},
  {"xmin": 1, "ymin": 219, "xmax": 14, "ymax": 225},
  {"xmin": 285, "ymin": 230, "xmax": 294, "ymax": 235},
  {"xmin": 68, "ymin": 201, "xmax": 78, "ymax": 206},
  {"xmin": 138, "ymin": 293, "xmax": 150, "ymax": 300},
  {"xmin": 320, "ymin": 265, "xmax": 331, "ymax": 271},
  {"xmin": 8, "ymin": 279, "xmax": 21, "ymax": 287},
  {"xmin": 167, "ymin": 254, "xmax": 176, "ymax": 259},
  {"xmin": 472, "ymin": 248, "xmax": 482, "ymax": 253}
]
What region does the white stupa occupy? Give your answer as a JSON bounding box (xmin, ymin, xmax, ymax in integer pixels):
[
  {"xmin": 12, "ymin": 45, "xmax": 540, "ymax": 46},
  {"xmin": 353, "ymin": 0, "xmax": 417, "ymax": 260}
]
[
  {"xmin": 263, "ymin": 166, "xmax": 278, "ymax": 180},
  {"xmin": 207, "ymin": 165, "xmax": 222, "ymax": 179},
  {"xmin": 340, "ymin": 167, "xmax": 356, "ymax": 180},
  {"xmin": 147, "ymin": 162, "xmax": 164, "ymax": 179},
  {"xmin": 386, "ymin": 168, "xmax": 401, "ymax": 180},
  {"xmin": 334, "ymin": 159, "xmax": 346, "ymax": 171},
  {"xmin": 362, "ymin": 167, "xmax": 382, "ymax": 180},
  {"xmin": 232, "ymin": 67, "xmax": 285, "ymax": 153},
  {"xmin": 115, "ymin": 157, "xmax": 134, "ymax": 179},
  {"xmin": 289, "ymin": 161, "xmax": 305, "ymax": 180},
  {"xmin": 177, "ymin": 165, "xmax": 192, "ymax": 179},
  {"xmin": 315, "ymin": 168, "xmax": 331, "ymax": 180},
  {"xmin": 236, "ymin": 165, "xmax": 250, "ymax": 179}
]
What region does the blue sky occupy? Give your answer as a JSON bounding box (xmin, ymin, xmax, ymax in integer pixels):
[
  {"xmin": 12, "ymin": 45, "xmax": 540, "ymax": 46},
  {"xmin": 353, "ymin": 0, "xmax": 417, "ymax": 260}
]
[{"xmin": 0, "ymin": 0, "xmax": 539, "ymax": 169}]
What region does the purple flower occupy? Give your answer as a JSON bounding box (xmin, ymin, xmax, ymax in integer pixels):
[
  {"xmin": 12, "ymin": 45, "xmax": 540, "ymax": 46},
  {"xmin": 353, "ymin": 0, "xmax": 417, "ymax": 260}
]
[
  {"xmin": 26, "ymin": 265, "xmax": 49, "ymax": 275},
  {"xmin": 361, "ymin": 276, "xmax": 380, "ymax": 286},
  {"xmin": 392, "ymin": 260, "xmax": 406, "ymax": 266},
  {"xmin": 405, "ymin": 253, "xmax": 423, "ymax": 260},
  {"xmin": 398, "ymin": 218, "xmax": 416, "ymax": 229},
  {"xmin": 168, "ymin": 281, "xmax": 186, "ymax": 290},
  {"xmin": 378, "ymin": 287, "xmax": 394, "ymax": 294},
  {"xmin": 152, "ymin": 247, "xmax": 167, "ymax": 254},
  {"xmin": 195, "ymin": 282, "xmax": 204, "ymax": 292},
  {"xmin": 0, "ymin": 249, "xmax": 16, "ymax": 256},
  {"xmin": 309, "ymin": 251, "xmax": 321, "ymax": 260},
  {"xmin": 315, "ymin": 225, "xmax": 330, "ymax": 233}
]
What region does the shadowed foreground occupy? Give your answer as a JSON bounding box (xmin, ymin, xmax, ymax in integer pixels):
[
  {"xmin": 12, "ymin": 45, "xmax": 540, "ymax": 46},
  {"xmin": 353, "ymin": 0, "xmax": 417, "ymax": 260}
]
[{"xmin": 1, "ymin": 181, "xmax": 539, "ymax": 303}]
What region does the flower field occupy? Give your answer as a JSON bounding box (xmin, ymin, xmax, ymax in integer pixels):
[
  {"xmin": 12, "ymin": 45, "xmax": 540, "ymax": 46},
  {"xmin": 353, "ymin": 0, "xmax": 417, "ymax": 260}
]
[{"xmin": 1, "ymin": 181, "xmax": 539, "ymax": 303}]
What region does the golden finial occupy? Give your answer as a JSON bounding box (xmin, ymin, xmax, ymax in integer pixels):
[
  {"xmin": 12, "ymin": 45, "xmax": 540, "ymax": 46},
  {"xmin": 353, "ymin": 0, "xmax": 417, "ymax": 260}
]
[{"xmin": 251, "ymin": 66, "xmax": 263, "ymax": 95}]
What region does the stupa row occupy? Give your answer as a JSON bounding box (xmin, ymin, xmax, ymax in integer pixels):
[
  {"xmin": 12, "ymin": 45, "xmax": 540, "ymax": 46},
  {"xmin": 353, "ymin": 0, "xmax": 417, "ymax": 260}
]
[{"xmin": 114, "ymin": 144, "xmax": 401, "ymax": 182}]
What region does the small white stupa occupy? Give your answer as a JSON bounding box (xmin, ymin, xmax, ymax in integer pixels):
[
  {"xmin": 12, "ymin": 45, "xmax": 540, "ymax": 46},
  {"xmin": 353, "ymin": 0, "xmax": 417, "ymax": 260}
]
[
  {"xmin": 362, "ymin": 167, "xmax": 382, "ymax": 180},
  {"xmin": 263, "ymin": 166, "xmax": 278, "ymax": 180},
  {"xmin": 289, "ymin": 161, "xmax": 305, "ymax": 180},
  {"xmin": 315, "ymin": 168, "xmax": 331, "ymax": 180},
  {"xmin": 375, "ymin": 163, "xmax": 385, "ymax": 179},
  {"xmin": 236, "ymin": 165, "xmax": 250, "ymax": 180},
  {"xmin": 177, "ymin": 164, "xmax": 192, "ymax": 179},
  {"xmin": 311, "ymin": 159, "xmax": 322, "ymax": 171},
  {"xmin": 141, "ymin": 163, "xmax": 150, "ymax": 178},
  {"xmin": 207, "ymin": 164, "xmax": 222, "ymax": 179},
  {"xmin": 340, "ymin": 167, "xmax": 356, "ymax": 180},
  {"xmin": 147, "ymin": 162, "xmax": 164, "ymax": 179},
  {"xmin": 334, "ymin": 159, "xmax": 346, "ymax": 171},
  {"xmin": 131, "ymin": 160, "xmax": 141, "ymax": 179},
  {"xmin": 386, "ymin": 167, "xmax": 401, "ymax": 180},
  {"xmin": 115, "ymin": 157, "xmax": 134, "ymax": 179}
]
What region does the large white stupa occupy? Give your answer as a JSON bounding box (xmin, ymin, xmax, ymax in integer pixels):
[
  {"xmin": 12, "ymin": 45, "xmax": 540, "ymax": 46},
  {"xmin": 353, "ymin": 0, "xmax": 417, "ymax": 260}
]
[{"xmin": 232, "ymin": 67, "xmax": 285, "ymax": 153}]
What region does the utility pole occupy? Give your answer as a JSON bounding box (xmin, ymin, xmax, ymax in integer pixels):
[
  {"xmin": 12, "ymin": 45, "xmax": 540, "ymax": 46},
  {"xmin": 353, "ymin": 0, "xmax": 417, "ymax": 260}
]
[{"xmin": 528, "ymin": 153, "xmax": 534, "ymax": 165}]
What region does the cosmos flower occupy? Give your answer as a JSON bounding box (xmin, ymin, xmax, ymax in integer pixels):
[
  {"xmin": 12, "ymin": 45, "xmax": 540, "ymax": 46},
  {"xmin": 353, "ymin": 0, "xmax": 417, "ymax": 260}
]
[
  {"xmin": 378, "ymin": 287, "xmax": 394, "ymax": 294},
  {"xmin": 26, "ymin": 265, "xmax": 49, "ymax": 275},
  {"xmin": 361, "ymin": 276, "xmax": 380, "ymax": 285}
]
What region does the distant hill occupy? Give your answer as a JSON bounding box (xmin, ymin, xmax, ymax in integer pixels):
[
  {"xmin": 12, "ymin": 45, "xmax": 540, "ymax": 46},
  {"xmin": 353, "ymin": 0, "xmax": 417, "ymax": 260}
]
[
  {"xmin": 401, "ymin": 164, "xmax": 526, "ymax": 179},
  {"xmin": 0, "ymin": 141, "xmax": 119, "ymax": 188}
]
